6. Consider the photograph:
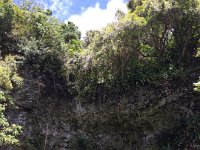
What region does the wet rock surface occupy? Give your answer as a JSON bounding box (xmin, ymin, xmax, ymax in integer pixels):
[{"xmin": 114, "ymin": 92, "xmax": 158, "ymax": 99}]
[{"xmin": 5, "ymin": 73, "xmax": 200, "ymax": 150}]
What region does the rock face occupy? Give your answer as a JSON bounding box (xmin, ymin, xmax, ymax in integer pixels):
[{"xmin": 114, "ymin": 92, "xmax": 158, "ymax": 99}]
[{"xmin": 5, "ymin": 72, "xmax": 200, "ymax": 150}]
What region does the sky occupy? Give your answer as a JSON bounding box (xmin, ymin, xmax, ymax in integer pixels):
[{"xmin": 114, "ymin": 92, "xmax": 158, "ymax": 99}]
[{"xmin": 14, "ymin": 0, "xmax": 128, "ymax": 37}]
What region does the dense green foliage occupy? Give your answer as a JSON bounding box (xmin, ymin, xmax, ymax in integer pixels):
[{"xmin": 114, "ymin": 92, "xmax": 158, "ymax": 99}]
[
  {"xmin": 194, "ymin": 80, "xmax": 200, "ymax": 91},
  {"xmin": 0, "ymin": 0, "xmax": 200, "ymax": 149},
  {"xmin": 78, "ymin": 0, "xmax": 200, "ymax": 95},
  {"xmin": 0, "ymin": 55, "xmax": 22, "ymax": 145}
]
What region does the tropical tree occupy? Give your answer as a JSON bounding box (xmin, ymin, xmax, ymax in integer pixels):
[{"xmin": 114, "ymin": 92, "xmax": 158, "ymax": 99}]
[{"xmin": 0, "ymin": 0, "xmax": 15, "ymax": 57}]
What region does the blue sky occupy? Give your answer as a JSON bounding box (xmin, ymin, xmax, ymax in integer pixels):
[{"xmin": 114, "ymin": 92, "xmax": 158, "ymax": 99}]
[{"xmin": 14, "ymin": 0, "xmax": 128, "ymax": 37}]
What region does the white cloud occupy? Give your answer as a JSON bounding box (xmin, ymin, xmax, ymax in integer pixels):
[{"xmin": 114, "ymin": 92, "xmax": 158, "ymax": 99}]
[
  {"xmin": 32, "ymin": 0, "xmax": 73, "ymax": 21},
  {"xmin": 66, "ymin": 0, "xmax": 128, "ymax": 38},
  {"xmin": 50, "ymin": 0, "xmax": 73, "ymax": 20}
]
